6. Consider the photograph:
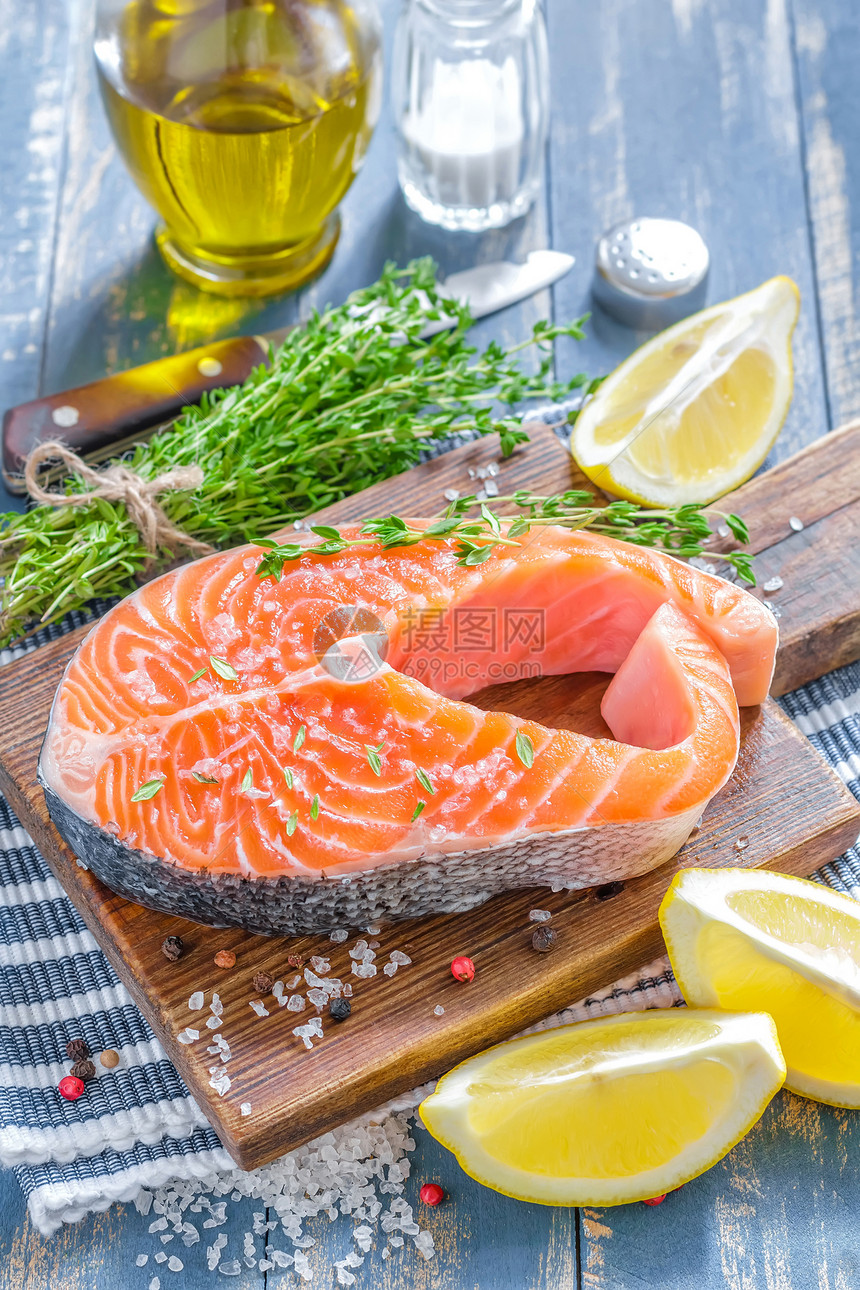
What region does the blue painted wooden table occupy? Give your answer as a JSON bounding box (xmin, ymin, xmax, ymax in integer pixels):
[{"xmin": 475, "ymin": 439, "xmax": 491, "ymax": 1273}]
[{"xmin": 2, "ymin": 0, "xmax": 860, "ymax": 1285}]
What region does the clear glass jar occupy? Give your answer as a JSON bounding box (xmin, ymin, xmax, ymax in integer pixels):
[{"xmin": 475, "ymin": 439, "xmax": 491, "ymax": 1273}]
[
  {"xmin": 391, "ymin": 0, "xmax": 549, "ymax": 232},
  {"xmin": 94, "ymin": 0, "xmax": 382, "ymax": 297}
]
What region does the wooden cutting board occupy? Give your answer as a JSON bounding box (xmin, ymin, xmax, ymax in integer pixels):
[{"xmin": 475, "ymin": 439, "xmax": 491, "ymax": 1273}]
[{"xmin": 1, "ymin": 423, "xmax": 859, "ymax": 1171}]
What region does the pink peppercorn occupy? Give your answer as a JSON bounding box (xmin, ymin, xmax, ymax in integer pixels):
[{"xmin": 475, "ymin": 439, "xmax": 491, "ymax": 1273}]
[
  {"xmin": 58, "ymin": 1075, "xmax": 85, "ymax": 1101},
  {"xmin": 419, "ymin": 1183, "xmax": 445, "ymax": 1206},
  {"xmin": 643, "ymin": 1194, "xmax": 667, "ymax": 1206},
  {"xmin": 450, "ymin": 955, "xmax": 475, "ymax": 983}
]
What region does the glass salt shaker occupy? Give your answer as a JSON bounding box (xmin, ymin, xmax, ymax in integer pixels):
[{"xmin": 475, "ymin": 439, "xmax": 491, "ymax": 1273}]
[{"xmin": 391, "ymin": 0, "xmax": 549, "ymax": 232}]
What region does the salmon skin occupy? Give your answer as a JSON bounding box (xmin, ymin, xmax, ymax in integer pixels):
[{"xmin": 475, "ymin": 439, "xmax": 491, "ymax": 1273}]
[{"xmin": 39, "ymin": 525, "xmax": 777, "ymax": 935}]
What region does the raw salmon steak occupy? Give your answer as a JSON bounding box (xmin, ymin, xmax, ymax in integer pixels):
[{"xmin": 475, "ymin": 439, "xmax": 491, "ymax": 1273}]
[{"xmin": 40, "ymin": 526, "xmax": 778, "ymax": 934}]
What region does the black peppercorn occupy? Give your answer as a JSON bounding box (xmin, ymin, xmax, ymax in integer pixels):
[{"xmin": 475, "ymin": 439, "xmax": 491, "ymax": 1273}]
[
  {"xmin": 531, "ymin": 926, "xmax": 557, "ymax": 953},
  {"xmin": 161, "ymin": 935, "xmax": 184, "ymax": 962},
  {"xmin": 253, "ymin": 972, "xmax": 274, "ymax": 994},
  {"xmin": 65, "ymin": 1038, "xmax": 90, "ymax": 1061},
  {"xmin": 70, "ymin": 1058, "xmax": 96, "ymax": 1082},
  {"xmin": 329, "ymin": 998, "xmax": 352, "ymax": 1022}
]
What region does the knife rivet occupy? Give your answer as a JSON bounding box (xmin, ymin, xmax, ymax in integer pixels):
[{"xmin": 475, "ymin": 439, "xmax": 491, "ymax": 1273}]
[
  {"xmin": 51, "ymin": 405, "xmax": 80, "ymax": 428},
  {"xmin": 197, "ymin": 357, "xmax": 223, "ymax": 378}
]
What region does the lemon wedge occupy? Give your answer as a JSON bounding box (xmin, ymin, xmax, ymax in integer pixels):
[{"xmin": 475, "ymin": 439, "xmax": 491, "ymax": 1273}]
[
  {"xmin": 419, "ymin": 1010, "xmax": 784, "ymax": 1206},
  {"xmin": 571, "ymin": 276, "xmax": 800, "ymax": 505},
  {"xmin": 660, "ymin": 868, "xmax": 860, "ymax": 1107}
]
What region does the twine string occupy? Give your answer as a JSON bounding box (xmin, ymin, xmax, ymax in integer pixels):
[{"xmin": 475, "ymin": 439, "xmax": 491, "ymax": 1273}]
[{"xmin": 24, "ymin": 440, "xmax": 215, "ymax": 568}]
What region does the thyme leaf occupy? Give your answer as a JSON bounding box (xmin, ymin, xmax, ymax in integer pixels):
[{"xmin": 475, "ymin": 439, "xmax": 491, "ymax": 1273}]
[
  {"xmin": 240, "ymin": 768, "xmax": 253, "ymax": 792},
  {"xmin": 294, "ymin": 725, "xmax": 306, "ymax": 753},
  {"xmin": 192, "ymin": 771, "xmax": 218, "ymax": 784},
  {"xmin": 210, "ymin": 656, "xmax": 238, "ymax": 682},
  {"xmin": 131, "ymin": 778, "xmax": 163, "ymax": 802},
  {"xmin": 416, "ymin": 768, "xmax": 436, "ymax": 795},
  {"xmin": 311, "ymin": 794, "xmax": 320, "ymax": 820},
  {"xmin": 188, "ymin": 667, "xmax": 208, "ymax": 684},
  {"xmin": 515, "ymin": 731, "xmax": 535, "ymax": 768},
  {"xmin": 411, "ymin": 801, "xmax": 426, "ymax": 822}
]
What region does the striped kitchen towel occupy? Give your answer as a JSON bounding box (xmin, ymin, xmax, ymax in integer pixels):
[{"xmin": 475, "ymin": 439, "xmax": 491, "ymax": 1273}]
[{"xmin": 2, "ymin": 601, "xmax": 860, "ymax": 1235}]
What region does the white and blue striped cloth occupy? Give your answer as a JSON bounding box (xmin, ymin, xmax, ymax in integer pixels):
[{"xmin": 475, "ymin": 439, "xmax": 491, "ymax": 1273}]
[{"xmin": 2, "ymin": 604, "xmax": 860, "ymax": 1236}]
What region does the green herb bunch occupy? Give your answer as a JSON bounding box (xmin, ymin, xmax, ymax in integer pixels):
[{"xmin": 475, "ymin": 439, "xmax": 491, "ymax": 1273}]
[
  {"xmin": 0, "ymin": 259, "xmax": 591, "ymax": 647},
  {"xmin": 256, "ymin": 491, "xmax": 755, "ymax": 583}
]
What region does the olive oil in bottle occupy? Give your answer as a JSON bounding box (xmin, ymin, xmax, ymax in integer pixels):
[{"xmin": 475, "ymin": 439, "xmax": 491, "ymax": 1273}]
[{"xmin": 94, "ymin": 0, "xmax": 382, "ymax": 295}]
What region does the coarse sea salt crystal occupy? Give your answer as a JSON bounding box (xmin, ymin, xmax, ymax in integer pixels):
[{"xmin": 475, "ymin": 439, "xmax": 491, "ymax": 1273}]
[
  {"xmin": 352, "ymin": 962, "xmax": 377, "ymax": 978},
  {"xmin": 210, "ymin": 993, "xmax": 223, "ymax": 1015},
  {"xmin": 294, "ymin": 1250, "xmax": 313, "ymax": 1281},
  {"xmin": 188, "ymin": 991, "xmax": 205, "ymax": 1010},
  {"xmin": 310, "ymin": 956, "xmax": 331, "ymax": 974},
  {"xmin": 763, "ymin": 575, "xmax": 784, "ymax": 593},
  {"xmin": 330, "ymin": 929, "xmax": 349, "ymax": 943},
  {"xmin": 149, "ymin": 1278, "xmax": 161, "ymax": 1290},
  {"xmin": 272, "ymin": 980, "xmax": 284, "ymax": 999},
  {"xmin": 789, "ymin": 516, "xmax": 804, "ymax": 532},
  {"xmin": 443, "ymin": 488, "xmax": 459, "ymax": 502},
  {"xmin": 389, "ymin": 950, "xmax": 411, "ymax": 965},
  {"xmin": 348, "ymin": 940, "xmax": 369, "ymax": 960},
  {"xmin": 483, "ymin": 478, "xmax": 499, "ymax": 497},
  {"xmin": 383, "ymin": 963, "xmax": 398, "ymax": 977},
  {"xmin": 529, "ymin": 909, "xmax": 552, "ymax": 923},
  {"xmin": 287, "ymin": 994, "xmax": 305, "ymax": 1011},
  {"xmin": 167, "ymin": 1256, "xmax": 184, "ymax": 1272},
  {"xmin": 205, "ymin": 1015, "xmax": 222, "ymax": 1030},
  {"xmin": 434, "ymin": 1005, "xmax": 445, "ymax": 1016},
  {"xmin": 414, "ymin": 1230, "xmax": 436, "ymax": 1260},
  {"xmin": 177, "ymin": 1028, "xmax": 199, "ymax": 1045},
  {"xmin": 240, "ymin": 1103, "xmax": 252, "ymax": 1117},
  {"xmin": 136, "ymin": 1254, "xmax": 149, "ymax": 1267},
  {"xmin": 249, "ymin": 999, "xmax": 269, "ymax": 1017}
]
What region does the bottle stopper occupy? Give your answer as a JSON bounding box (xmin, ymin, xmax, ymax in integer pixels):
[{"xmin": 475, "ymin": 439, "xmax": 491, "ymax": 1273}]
[{"xmin": 592, "ymin": 217, "xmax": 710, "ymax": 330}]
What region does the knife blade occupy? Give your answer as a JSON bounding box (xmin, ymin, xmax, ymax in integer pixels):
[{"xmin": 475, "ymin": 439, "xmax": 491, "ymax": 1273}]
[{"xmin": 1, "ymin": 251, "xmax": 574, "ymax": 493}]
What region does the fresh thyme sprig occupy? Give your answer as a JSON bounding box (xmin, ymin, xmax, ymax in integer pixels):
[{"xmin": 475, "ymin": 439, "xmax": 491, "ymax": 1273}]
[
  {"xmin": 0, "ymin": 259, "xmax": 591, "ymax": 647},
  {"xmin": 255, "ymin": 492, "xmax": 755, "ymax": 584}
]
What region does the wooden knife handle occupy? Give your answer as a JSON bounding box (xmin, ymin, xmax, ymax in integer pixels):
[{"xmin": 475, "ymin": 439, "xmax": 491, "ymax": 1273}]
[{"xmin": 2, "ymin": 335, "xmax": 269, "ymax": 494}]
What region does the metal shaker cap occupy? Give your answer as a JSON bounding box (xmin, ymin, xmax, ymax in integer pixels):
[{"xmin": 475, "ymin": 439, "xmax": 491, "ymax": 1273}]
[{"xmin": 592, "ymin": 218, "xmax": 710, "ymax": 330}]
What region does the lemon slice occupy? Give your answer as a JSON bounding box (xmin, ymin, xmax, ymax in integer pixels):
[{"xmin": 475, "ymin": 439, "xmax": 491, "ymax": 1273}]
[
  {"xmin": 419, "ymin": 1010, "xmax": 784, "ymax": 1206},
  {"xmin": 571, "ymin": 276, "xmax": 800, "ymax": 505},
  {"xmin": 660, "ymin": 868, "xmax": 860, "ymax": 1107}
]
